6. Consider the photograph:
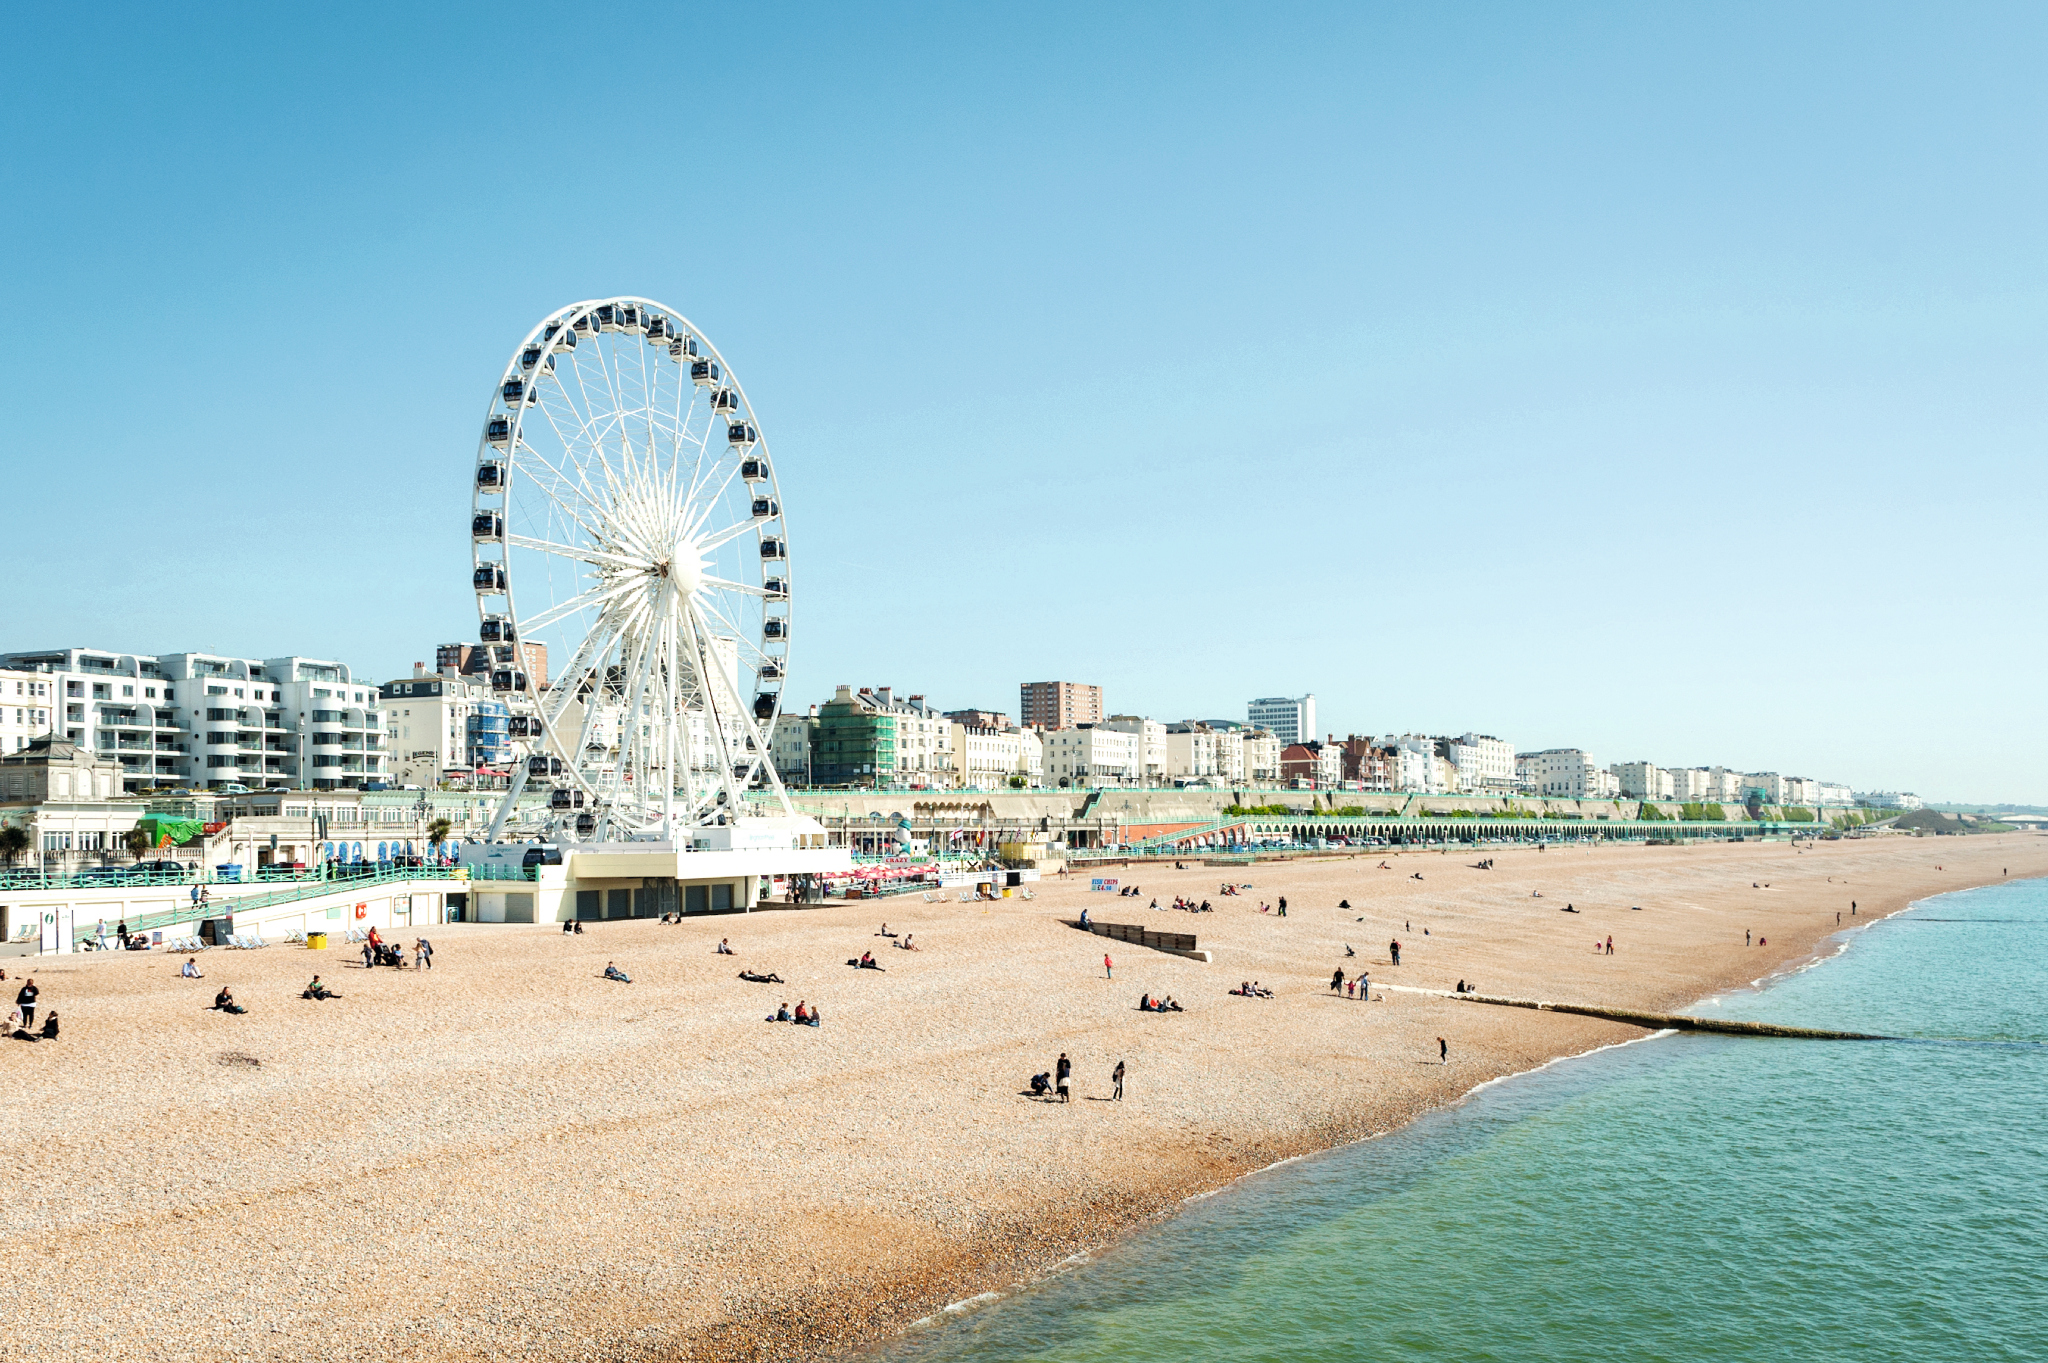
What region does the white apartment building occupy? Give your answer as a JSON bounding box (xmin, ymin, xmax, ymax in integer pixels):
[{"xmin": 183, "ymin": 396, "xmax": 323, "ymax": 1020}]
[
  {"xmin": 379, "ymin": 668, "xmax": 513, "ymax": 788},
  {"xmin": 1817, "ymin": 782, "xmax": 1853, "ymax": 807},
  {"xmin": 950, "ymin": 723, "xmax": 1043, "ymax": 787},
  {"xmin": 886, "ymin": 692, "xmax": 955, "ymax": 788},
  {"xmin": 1517, "ymin": 748, "xmax": 1619, "ymax": 799},
  {"xmin": 1165, "ymin": 724, "xmax": 1220, "ymax": 781},
  {"xmin": 1098, "ymin": 715, "xmax": 1167, "ymax": 784},
  {"xmin": 0, "ymin": 647, "xmax": 384, "ymax": 793},
  {"xmin": 0, "ymin": 667, "xmax": 56, "ymax": 754},
  {"xmin": 1042, "ymin": 724, "xmax": 1140, "ymax": 787},
  {"xmin": 1855, "ymin": 790, "xmax": 1924, "ymax": 809},
  {"xmin": 1212, "ymin": 727, "xmax": 1246, "ymax": 783},
  {"xmin": 1385, "ymin": 742, "xmax": 1435, "ymax": 792},
  {"xmin": 1248, "ymin": 695, "xmax": 1316, "ymax": 747},
  {"xmin": 1611, "ymin": 761, "xmax": 1664, "ymax": 800},
  {"xmin": 1444, "ymin": 733, "xmax": 1516, "ymax": 793},
  {"xmin": 1385, "ymin": 735, "xmax": 1450, "ymax": 793},
  {"xmin": 770, "ymin": 708, "xmax": 818, "ymax": 785},
  {"xmin": 1242, "ymin": 729, "xmax": 1281, "ymax": 783}
]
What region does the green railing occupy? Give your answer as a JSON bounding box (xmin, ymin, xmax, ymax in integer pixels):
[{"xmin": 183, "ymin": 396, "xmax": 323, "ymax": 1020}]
[{"xmin": 68, "ymin": 867, "xmax": 468, "ymax": 945}]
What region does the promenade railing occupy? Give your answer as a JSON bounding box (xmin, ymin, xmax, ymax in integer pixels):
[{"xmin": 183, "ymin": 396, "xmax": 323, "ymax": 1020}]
[{"xmin": 69, "ymin": 866, "xmax": 471, "ymax": 945}]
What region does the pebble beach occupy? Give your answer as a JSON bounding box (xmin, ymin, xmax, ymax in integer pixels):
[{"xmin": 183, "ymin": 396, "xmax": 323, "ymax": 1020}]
[{"xmin": 6, "ymin": 834, "xmax": 2042, "ymax": 1361}]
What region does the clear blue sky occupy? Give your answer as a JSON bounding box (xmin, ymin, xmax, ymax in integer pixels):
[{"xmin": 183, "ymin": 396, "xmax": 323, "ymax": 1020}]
[{"xmin": 3, "ymin": 3, "xmax": 2043, "ymax": 801}]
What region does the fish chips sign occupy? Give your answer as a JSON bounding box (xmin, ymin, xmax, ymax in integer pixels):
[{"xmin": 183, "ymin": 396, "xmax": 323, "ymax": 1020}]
[{"xmin": 1089, "ymin": 878, "xmax": 1119, "ymax": 892}]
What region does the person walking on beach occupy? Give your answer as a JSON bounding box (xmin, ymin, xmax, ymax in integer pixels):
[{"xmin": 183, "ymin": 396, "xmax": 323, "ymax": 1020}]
[
  {"xmin": 1438, "ymin": 1036, "xmax": 1448, "ymax": 1064},
  {"xmin": 1112, "ymin": 1059, "xmax": 1125, "ymax": 1101},
  {"xmin": 1359, "ymin": 970, "xmax": 1369, "ymax": 1000},
  {"xmin": 1330, "ymin": 967, "xmax": 1345, "ymax": 993},
  {"xmin": 1746, "ymin": 929, "xmax": 1752, "ymax": 946},
  {"xmin": 1104, "ymin": 953, "xmax": 1113, "ymax": 980},
  {"xmin": 1056, "ymin": 1053, "xmax": 1072, "ymax": 1102},
  {"xmin": 415, "ymin": 937, "xmax": 433, "ymax": 970},
  {"xmin": 1605, "ymin": 935, "xmax": 1613, "ymax": 956},
  {"xmin": 1389, "ymin": 939, "xmax": 1401, "ymax": 966}
]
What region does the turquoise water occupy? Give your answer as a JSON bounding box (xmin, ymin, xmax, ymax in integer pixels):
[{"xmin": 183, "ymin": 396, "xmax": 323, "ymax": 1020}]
[{"xmin": 880, "ymin": 880, "xmax": 2048, "ymax": 1362}]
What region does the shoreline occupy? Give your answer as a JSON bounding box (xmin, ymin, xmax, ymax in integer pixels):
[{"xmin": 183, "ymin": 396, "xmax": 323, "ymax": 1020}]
[
  {"xmin": 832, "ymin": 858, "xmax": 2039, "ymax": 1363},
  {"xmin": 4, "ymin": 836, "xmax": 2043, "ymax": 1362}
]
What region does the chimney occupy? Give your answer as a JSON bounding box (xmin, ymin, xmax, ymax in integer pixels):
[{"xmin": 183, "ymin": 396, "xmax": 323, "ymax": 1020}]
[{"xmin": 413, "ymin": 661, "xmax": 428, "ymax": 678}]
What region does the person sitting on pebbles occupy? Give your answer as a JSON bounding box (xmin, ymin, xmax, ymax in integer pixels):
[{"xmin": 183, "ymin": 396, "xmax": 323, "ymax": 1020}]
[
  {"xmin": 603, "ymin": 962, "xmax": 632, "ymax": 983},
  {"xmin": 213, "ymin": 987, "xmax": 247, "ymax": 1014},
  {"xmin": 302, "ymin": 976, "xmax": 339, "ymax": 1001}
]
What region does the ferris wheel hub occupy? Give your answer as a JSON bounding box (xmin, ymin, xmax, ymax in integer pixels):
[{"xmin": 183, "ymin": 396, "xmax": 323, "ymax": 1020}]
[{"xmin": 669, "ymin": 538, "xmax": 707, "ymax": 595}]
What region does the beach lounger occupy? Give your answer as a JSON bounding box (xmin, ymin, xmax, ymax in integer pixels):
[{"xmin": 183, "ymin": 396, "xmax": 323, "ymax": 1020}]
[
  {"xmin": 957, "ymin": 891, "xmax": 973, "ymax": 902},
  {"xmin": 1019, "ymin": 889, "xmax": 1035, "ymax": 900},
  {"xmin": 283, "ymin": 930, "xmax": 305, "ymax": 944}
]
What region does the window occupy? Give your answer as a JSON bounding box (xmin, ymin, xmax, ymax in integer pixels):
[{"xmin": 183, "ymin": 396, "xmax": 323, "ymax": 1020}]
[
  {"xmin": 122, "ymin": 685, "xmax": 134, "ymax": 697},
  {"xmin": 92, "ymin": 684, "xmax": 109, "ymax": 699},
  {"xmin": 145, "ymin": 687, "xmax": 156, "ymax": 699},
  {"xmin": 66, "ymin": 681, "xmax": 82, "ymax": 697},
  {"xmin": 207, "ymin": 685, "xmax": 227, "ymax": 696},
  {"xmin": 234, "ymin": 688, "xmax": 244, "ymax": 698},
  {"xmin": 207, "ymin": 708, "xmax": 234, "ymax": 721}
]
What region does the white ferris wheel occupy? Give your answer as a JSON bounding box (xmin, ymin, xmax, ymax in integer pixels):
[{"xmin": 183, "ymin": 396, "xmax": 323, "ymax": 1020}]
[{"xmin": 470, "ymin": 297, "xmax": 792, "ymax": 842}]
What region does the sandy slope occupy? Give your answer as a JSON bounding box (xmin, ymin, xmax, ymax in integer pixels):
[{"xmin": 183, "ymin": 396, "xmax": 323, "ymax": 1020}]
[{"xmin": 3, "ymin": 833, "xmax": 2040, "ymax": 1361}]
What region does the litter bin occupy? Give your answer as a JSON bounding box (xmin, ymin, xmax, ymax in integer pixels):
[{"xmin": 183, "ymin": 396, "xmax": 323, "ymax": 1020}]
[{"xmin": 305, "ymin": 931, "xmax": 328, "ymax": 950}]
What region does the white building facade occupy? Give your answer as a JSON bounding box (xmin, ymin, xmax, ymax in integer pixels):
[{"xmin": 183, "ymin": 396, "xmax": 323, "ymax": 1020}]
[
  {"xmin": 1517, "ymin": 748, "xmax": 1618, "ymax": 799},
  {"xmin": 1098, "ymin": 716, "xmax": 1167, "ymax": 784},
  {"xmin": 0, "ymin": 647, "xmax": 384, "ymax": 793},
  {"xmin": 1042, "ymin": 725, "xmax": 1140, "ymax": 787},
  {"xmin": 1247, "ymin": 694, "xmax": 1316, "ymax": 747}
]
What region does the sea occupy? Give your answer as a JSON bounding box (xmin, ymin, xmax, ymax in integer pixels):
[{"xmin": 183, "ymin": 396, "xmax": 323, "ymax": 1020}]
[{"xmin": 875, "ymin": 877, "xmax": 2048, "ymax": 1363}]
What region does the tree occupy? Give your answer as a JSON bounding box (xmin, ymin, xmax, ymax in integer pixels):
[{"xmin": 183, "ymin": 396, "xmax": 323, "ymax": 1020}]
[
  {"xmin": 428, "ymin": 817, "xmax": 453, "ymax": 863},
  {"xmin": 0, "ymin": 824, "xmax": 29, "ymax": 866},
  {"xmin": 124, "ymin": 825, "xmax": 155, "ymax": 861}
]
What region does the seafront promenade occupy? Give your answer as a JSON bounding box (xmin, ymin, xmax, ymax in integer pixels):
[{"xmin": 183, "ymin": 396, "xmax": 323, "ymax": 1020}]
[{"xmin": 4, "ymin": 834, "xmax": 2039, "ymax": 1362}]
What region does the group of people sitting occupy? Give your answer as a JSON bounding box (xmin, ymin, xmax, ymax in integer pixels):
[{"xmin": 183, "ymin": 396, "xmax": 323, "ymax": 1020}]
[
  {"xmin": 738, "ymin": 968, "xmax": 785, "ymax": 984},
  {"xmin": 1115, "ymin": 885, "xmax": 1143, "ymax": 897},
  {"xmin": 1166, "ymin": 896, "xmax": 1213, "ymax": 913},
  {"xmin": 1454, "ymin": 980, "xmax": 1477, "ymax": 994},
  {"xmin": 1232, "ymin": 981, "xmax": 1275, "ymax": 997},
  {"xmin": 1138, "ymin": 993, "xmax": 1183, "ymax": 1012},
  {"xmin": 560, "ymin": 920, "xmax": 588, "ymax": 934},
  {"xmin": 1219, "ymin": 883, "xmax": 1251, "ymax": 896},
  {"xmin": 766, "ymin": 1001, "xmax": 822, "ymax": 1026}
]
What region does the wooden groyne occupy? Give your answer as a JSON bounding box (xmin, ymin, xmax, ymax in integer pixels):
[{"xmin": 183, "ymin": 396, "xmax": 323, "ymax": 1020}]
[
  {"xmin": 1441, "ymin": 990, "xmax": 1893, "ymax": 1040},
  {"xmin": 1065, "ymin": 918, "xmax": 1212, "ymax": 963}
]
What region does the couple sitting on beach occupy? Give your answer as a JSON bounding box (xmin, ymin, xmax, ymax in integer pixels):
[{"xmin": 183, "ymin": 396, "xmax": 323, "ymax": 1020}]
[
  {"xmin": 766, "ymin": 1001, "xmax": 822, "ymax": 1026},
  {"xmin": 1138, "ymin": 993, "xmax": 1183, "ymax": 1013},
  {"xmin": 560, "ymin": 920, "xmax": 586, "ymax": 934},
  {"xmin": 1232, "ymin": 981, "xmax": 1274, "ymax": 998},
  {"xmin": 847, "ymin": 951, "xmax": 885, "ymax": 971},
  {"xmin": 738, "ymin": 968, "xmax": 785, "ymax": 983}
]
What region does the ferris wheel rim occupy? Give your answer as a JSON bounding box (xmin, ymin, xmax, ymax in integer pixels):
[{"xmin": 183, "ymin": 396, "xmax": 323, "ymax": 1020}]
[{"xmin": 469, "ymin": 295, "xmax": 792, "ymax": 836}]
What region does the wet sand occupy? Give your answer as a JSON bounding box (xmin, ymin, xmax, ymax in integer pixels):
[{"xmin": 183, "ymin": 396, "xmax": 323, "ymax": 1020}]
[{"xmin": 4, "ymin": 834, "xmax": 2041, "ymax": 1361}]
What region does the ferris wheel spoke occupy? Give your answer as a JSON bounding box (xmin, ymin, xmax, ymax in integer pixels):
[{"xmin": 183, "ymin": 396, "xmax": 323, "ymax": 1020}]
[
  {"xmin": 698, "ymin": 575, "xmax": 774, "ymax": 597},
  {"xmin": 505, "ymin": 534, "xmax": 650, "ymax": 573},
  {"xmin": 517, "ymin": 577, "xmax": 644, "ymax": 635},
  {"xmin": 693, "ymin": 516, "xmax": 763, "ymax": 555}
]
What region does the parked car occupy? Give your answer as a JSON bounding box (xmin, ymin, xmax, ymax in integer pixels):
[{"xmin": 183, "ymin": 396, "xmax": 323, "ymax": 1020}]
[{"xmin": 132, "ymin": 860, "xmax": 196, "ymax": 877}]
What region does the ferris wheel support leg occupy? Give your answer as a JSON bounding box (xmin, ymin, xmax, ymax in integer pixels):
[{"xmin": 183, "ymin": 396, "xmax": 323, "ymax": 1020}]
[{"xmin": 486, "ymin": 763, "xmax": 532, "ymax": 843}]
